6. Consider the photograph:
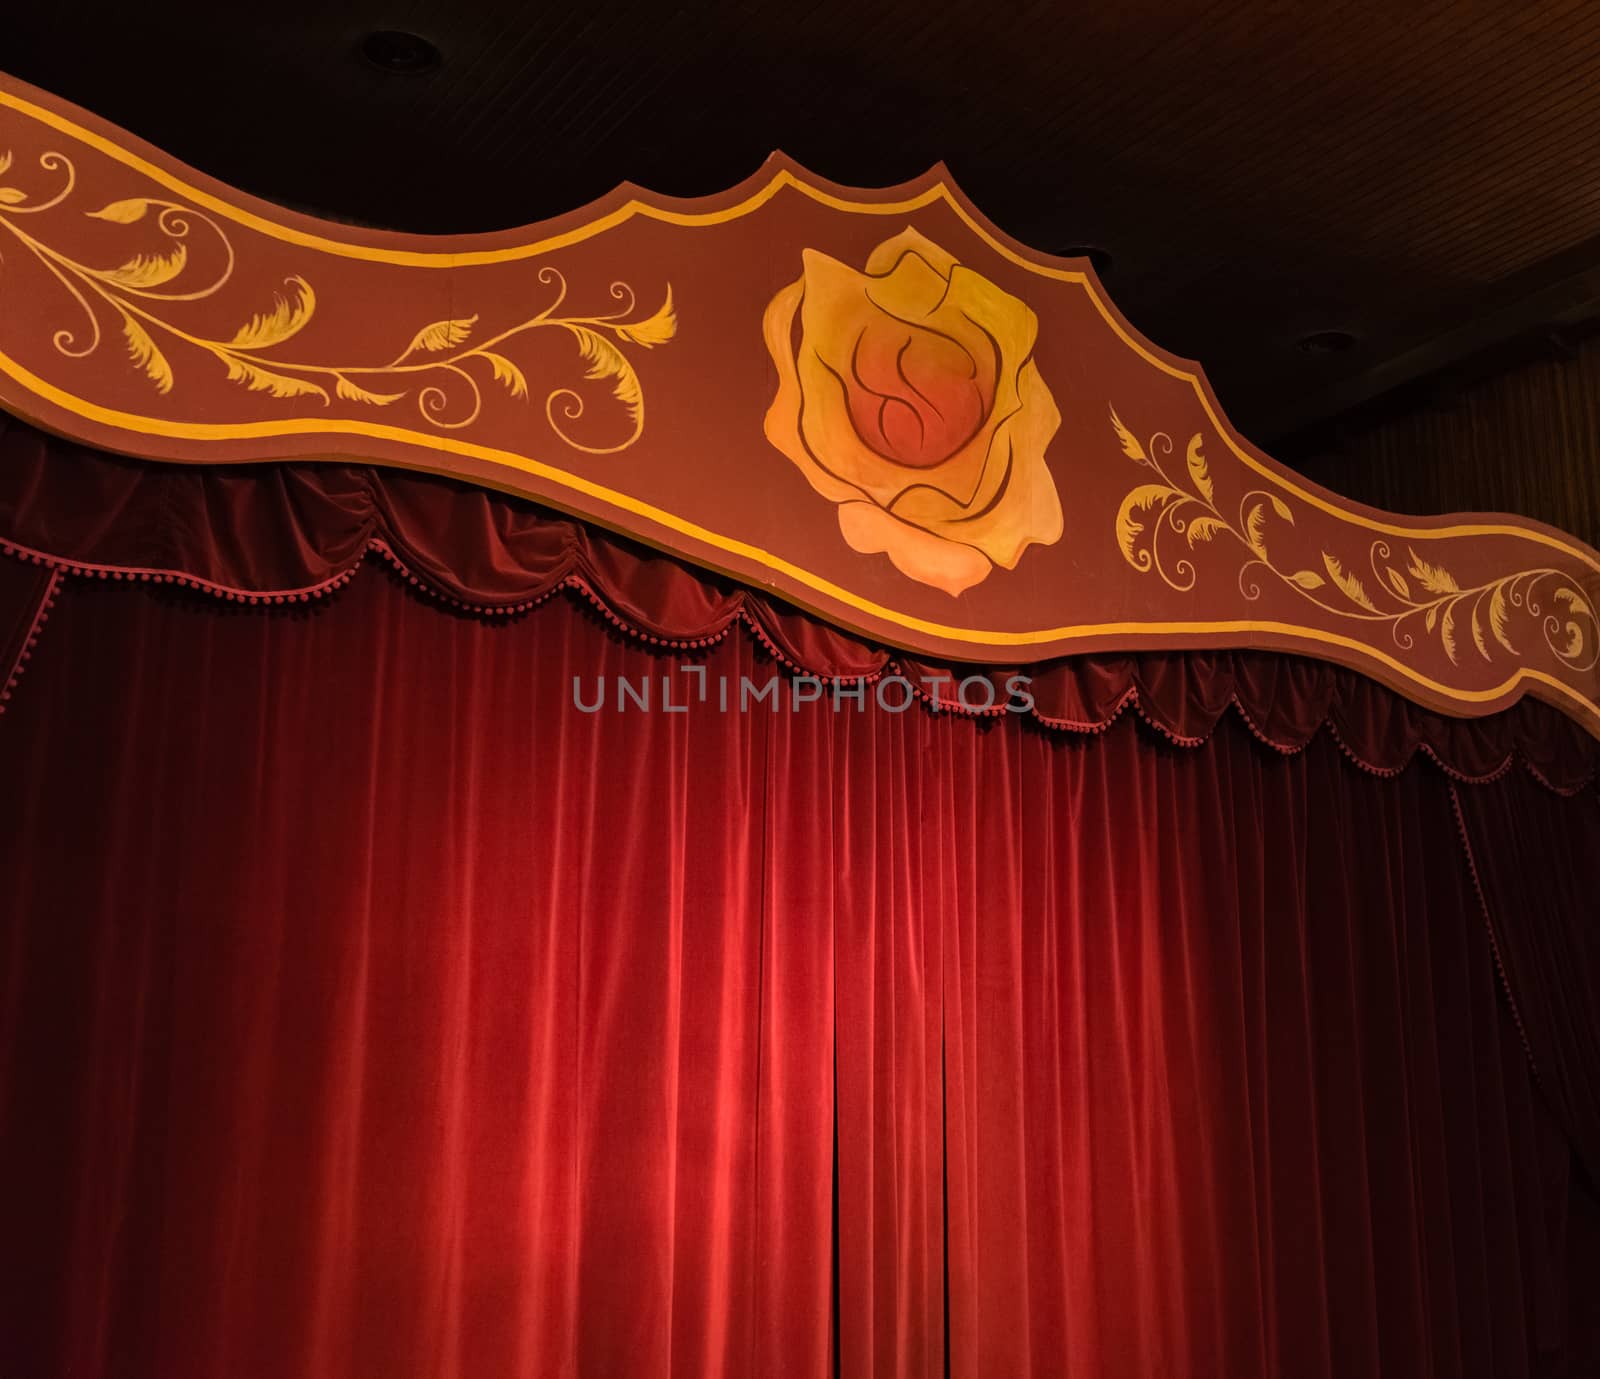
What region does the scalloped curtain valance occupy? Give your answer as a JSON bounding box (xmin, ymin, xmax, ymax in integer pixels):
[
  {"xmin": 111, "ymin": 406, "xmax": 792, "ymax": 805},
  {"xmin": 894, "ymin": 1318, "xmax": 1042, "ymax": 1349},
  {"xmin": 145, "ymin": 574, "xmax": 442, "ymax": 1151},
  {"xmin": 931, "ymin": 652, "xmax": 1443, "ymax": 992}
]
[{"xmin": 1, "ymin": 415, "xmax": 1596, "ymax": 792}]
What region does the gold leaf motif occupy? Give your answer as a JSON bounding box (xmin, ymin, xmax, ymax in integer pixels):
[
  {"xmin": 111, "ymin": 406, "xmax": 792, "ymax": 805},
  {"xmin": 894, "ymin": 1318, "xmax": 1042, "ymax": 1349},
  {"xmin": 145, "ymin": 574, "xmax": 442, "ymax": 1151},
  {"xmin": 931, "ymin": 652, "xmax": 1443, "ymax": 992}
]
[
  {"xmin": 571, "ymin": 324, "xmax": 643, "ymax": 422},
  {"xmin": 230, "ymin": 277, "xmax": 316, "ymax": 349},
  {"xmin": 222, "ymin": 354, "xmax": 329, "ymax": 403},
  {"xmin": 480, "ymin": 351, "xmax": 529, "ymax": 399},
  {"xmin": 612, "ymin": 286, "xmax": 676, "ymax": 347},
  {"xmin": 5, "ymin": 154, "xmax": 670, "ymax": 447},
  {"xmin": 404, "ymin": 315, "xmax": 479, "ymax": 355},
  {"xmin": 121, "ymin": 315, "xmax": 173, "ymax": 394},
  {"xmin": 86, "ymin": 198, "xmax": 152, "ymax": 224},
  {"xmin": 1471, "ymin": 606, "xmax": 1490, "ymax": 660},
  {"xmin": 1554, "ymin": 585, "xmax": 1596, "ymax": 620},
  {"xmin": 1489, "ymin": 585, "xmax": 1515, "ymax": 653},
  {"xmin": 1110, "ymin": 406, "xmax": 1147, "ymax": 463},
  {"xmin": 1116, "ymin": 484, "xmax": 1174, "ymax": 565},
  {"xmin": 102, "ymin": 245, "xmax": 188, "ymax": 289},
  {"xmin": 1109, "ymin": 400, "xmax": 1599, "ymax": 678},
  {"xmin": 1245, "ymin": 501, "xmax": 1269, "ymax": 555},
  {"xmin": 1185, "ymin": 434, "xmax": 1214, "ymax": 504},
  {"xmin": 1406, "ymin": 547, "xmax": 1460, "ymax": 594},
  {"xmin": 334, "ymin": 376, "xmax": 404, "ymax": 406},
  {"xmin": 1322, "ymin": 552, "xmax": 1378, "ymax": 611}
]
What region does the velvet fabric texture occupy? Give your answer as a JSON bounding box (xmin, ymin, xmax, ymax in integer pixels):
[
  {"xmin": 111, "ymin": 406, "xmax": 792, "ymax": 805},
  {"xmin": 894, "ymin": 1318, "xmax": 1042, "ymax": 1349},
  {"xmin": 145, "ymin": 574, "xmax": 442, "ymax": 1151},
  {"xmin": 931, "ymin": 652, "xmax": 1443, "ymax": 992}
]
[
  {"xmin": 1454, "ymin": 773, "xmax": 1600, "ymax": 1187},
  {"xmin": 1, "ymin": 414, "xmax": 1596, "ymax": 788},
  {"xmin": 0, "ymin": 555, "xmax": 1595, "ymax": 1377},
  {"xmin": 1, "ymin": 416, "xmax": 1597, "ymax": 1375}
]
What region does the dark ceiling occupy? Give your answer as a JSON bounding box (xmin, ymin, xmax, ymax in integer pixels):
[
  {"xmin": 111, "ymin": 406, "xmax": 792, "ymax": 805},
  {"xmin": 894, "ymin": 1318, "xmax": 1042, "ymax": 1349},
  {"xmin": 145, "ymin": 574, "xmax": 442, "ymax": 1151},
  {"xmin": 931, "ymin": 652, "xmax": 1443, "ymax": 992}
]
[{"xmin": 8, "ymin": 0, "xmax": 1600, "ymax": 449}]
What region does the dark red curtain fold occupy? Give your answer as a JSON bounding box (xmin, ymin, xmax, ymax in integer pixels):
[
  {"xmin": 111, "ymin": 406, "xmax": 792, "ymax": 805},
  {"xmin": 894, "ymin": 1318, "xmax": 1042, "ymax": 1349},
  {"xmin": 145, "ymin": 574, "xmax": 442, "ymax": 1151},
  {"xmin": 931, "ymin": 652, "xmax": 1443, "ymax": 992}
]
[
  {"xmin": 2, "ymin": 559, "xmax": 1597, "ymax": 1377},
  {"xmin": 2, "ymin": 414, "xmax": 1595, "ymax": 788},
  {"xmin": 0, "ymin": 547, "xmax": 56, "ymax": 717},
  {"xmin": 1455, "ymin": 772, "xmax": 1600, "ymax": 1187}
]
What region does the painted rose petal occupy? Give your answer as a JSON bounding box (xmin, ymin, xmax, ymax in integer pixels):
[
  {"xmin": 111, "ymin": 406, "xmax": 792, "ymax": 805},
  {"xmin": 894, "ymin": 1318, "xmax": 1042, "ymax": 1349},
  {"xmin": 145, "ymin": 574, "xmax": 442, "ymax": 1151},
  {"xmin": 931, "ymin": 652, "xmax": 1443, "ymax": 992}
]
[
  {"xmin": 864, "ymin": 226, "xmax": 960, "ymax": 280},
  {"xmin": 764, "ymin": 231, "xmax": 1065, "ymax": 596},
  {"xmin": 849, "ymin": 316, "xmax": 987, "ymax": 468},
  {"xmin": 896, "ymin": 330, "xmax": 988, "ymax": 459},
  {"xmin": 865, "ymin": 246, "xmax": 949, "ymax": 319},
  {"xmin": 761, "ymin": 276, "xmax": 868, "ymax": 506},
  {"xmin": 837, "ymin": 500, "xmax": 993, "ymax": 598}
]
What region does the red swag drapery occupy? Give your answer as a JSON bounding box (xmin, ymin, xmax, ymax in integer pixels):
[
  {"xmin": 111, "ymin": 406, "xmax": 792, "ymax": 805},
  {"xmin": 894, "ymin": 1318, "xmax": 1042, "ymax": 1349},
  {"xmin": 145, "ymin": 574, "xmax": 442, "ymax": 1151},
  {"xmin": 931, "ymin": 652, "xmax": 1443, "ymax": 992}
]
[{"xmin": 1, "ymin": 418, "xmax": 1598, "ymax": 1378}]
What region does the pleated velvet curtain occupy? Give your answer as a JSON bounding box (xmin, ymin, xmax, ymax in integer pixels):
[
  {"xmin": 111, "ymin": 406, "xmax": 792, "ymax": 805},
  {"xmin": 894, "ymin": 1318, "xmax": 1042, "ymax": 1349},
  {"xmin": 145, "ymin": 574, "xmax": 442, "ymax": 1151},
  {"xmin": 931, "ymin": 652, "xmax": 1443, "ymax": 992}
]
[{"xmin": 0, "ymin": 419, "xmax": 1597, "ymax": 1377}]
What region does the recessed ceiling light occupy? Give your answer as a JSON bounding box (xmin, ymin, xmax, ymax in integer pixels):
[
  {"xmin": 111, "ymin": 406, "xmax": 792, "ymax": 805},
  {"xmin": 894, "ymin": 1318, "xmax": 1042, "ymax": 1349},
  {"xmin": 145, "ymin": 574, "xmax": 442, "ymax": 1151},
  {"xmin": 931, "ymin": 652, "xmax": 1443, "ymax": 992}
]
[
  {"xmin": 1058, "ymin": 245, "xmax": 1114, "ymax": 279},
  {"xmin": 1296, "ymin": 330, "xmax": 1358, "ymax": 356},
  {"xmin": 361, "ymin": 30, "xmax": 442, "ymax": 75}
]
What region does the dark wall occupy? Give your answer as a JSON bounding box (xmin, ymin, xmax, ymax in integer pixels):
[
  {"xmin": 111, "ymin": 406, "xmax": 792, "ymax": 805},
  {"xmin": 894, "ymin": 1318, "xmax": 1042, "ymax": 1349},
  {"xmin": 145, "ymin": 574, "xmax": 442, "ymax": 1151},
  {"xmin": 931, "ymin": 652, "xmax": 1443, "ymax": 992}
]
[{"xmin": 1294, "ymin": 341, "xmax": 1600, "ymax": 548}]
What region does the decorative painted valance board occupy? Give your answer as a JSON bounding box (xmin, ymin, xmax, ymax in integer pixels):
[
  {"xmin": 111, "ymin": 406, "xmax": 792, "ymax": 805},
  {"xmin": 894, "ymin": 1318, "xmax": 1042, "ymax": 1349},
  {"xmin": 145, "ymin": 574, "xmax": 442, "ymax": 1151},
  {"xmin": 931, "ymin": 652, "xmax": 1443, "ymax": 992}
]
[{"xmin": 0, "ymin": 72, "xmax": 1596, "ymax": 737}]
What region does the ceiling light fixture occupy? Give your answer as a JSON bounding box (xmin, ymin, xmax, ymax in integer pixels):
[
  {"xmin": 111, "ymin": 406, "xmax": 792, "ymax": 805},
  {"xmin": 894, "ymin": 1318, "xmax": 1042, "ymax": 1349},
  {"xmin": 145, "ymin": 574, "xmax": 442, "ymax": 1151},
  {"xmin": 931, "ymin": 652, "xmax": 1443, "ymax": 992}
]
[
  {"xmin": 1296, "ymin": 330, "xmax": 1358, "ymax": 356},
  {"xmin": 361, "ymin": 30, "xmax": 443, "ymax": 76}
]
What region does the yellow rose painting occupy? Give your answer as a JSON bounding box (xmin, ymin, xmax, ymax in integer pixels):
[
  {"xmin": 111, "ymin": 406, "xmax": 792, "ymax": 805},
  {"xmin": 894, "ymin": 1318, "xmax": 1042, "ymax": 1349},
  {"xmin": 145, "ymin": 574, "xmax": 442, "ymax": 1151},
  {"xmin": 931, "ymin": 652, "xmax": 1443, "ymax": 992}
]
[{"xmin": 762, "ymin": 227, "xmax": 1064, "ymax": 596}]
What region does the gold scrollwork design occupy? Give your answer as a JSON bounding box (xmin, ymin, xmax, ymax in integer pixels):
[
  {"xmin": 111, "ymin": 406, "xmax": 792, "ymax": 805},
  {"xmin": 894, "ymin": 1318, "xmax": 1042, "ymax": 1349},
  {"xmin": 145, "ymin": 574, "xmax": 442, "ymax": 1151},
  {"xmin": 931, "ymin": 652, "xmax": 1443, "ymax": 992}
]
[
  {"xmin": 0, "ymin": 149, "xmax": 675, "ymax": 451},
  {"xmin": 1110, "ymin": 405, "xmax": 1599, "ymax": 673}
]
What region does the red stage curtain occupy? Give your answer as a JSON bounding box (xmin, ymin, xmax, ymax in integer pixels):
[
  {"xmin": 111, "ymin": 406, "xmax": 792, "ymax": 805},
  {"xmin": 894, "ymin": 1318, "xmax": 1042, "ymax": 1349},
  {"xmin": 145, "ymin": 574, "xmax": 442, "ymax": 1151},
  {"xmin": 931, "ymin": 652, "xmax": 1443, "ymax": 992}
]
[
  {"xmin": 2, "ymin": 414, "xmax": 1596, "ymax": 787},
  {"xmin": 1455, "ymin": 771, "xmax": 1600, "ymax": 1186},
  {"xmin": 1, "ymin": 555, "xmax": 1596, "ymax": 1378}
]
